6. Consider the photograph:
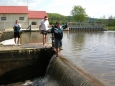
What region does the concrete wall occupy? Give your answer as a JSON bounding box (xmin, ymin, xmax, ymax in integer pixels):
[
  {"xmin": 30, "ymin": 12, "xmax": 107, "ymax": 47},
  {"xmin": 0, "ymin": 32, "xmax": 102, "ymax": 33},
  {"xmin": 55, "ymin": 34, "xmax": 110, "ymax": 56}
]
[
  {"xmin": 29, "ymin": 18, "xmax": 41, "ymax": 29},
  {"xmin": 0, "ymin": 14, "xmax": 29, "ymax": 31},
  {"xmin": 0, "ymin": 48, "xmax": 55, "ymax": 85}
]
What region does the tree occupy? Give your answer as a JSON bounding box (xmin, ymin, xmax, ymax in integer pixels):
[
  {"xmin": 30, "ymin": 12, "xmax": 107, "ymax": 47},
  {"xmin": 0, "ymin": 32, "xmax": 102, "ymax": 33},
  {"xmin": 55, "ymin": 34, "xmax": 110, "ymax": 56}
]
[
  {"xmin": 47, "ymin": 13, "xmax": 69, "ymax": 24},
  {"xmin": 71, "ymin": 5, "xmax": 88, "ymax": 22}
]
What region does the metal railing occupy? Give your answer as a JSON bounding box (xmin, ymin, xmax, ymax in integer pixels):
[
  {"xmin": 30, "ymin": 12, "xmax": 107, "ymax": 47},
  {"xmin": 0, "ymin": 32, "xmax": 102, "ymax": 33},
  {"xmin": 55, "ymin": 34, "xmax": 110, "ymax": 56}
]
[
  {"xmin": 26, "ymin": 24, "xmax": 31, "ymax": 31},
  {"xmin": 68, "ymin": 22, "xmax": 104, "ymax": 31}
]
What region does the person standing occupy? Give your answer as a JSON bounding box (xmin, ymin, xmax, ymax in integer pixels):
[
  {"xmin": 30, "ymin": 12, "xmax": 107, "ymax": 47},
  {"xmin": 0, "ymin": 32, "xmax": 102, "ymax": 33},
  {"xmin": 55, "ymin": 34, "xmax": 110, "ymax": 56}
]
[
  {"xmin": 49, "ymin": 21, "xmax": 71, "ymax": 56},
  {"xmin": 13, "ymin": 20, "xmax": 21, "ymax": 45},
  {"xmin": 39, "ymin": 16, "xmax": 49, "ymax": 47}
]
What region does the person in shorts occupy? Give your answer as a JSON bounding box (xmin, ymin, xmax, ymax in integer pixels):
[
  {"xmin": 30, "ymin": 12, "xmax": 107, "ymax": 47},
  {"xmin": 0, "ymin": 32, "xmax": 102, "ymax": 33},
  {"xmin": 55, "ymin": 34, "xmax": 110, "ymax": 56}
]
[
  {"xmin": 39, "ymin": 16, "xmax": 49, "ymax": 47},
  {"xmin": 13, "ymin": 20, "xmax": 21, "ymax": 45},
  {"xmin": 49, "ymin": 21, "xmax": 71, "ymax": 56}
]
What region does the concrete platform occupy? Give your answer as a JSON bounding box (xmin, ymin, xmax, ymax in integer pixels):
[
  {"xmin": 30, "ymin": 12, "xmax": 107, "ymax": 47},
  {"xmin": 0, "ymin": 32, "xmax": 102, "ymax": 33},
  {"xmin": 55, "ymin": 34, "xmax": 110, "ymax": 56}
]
[
  {"xmin": 0, "ymin": 43, "xmax": 52, "ymax": 51},
  {"xmin": 4, "ymin": 28, "xmax": 39, "ymax": 32},
  {"xmin": 0, "ymin": 37, "xmax": 52, "ymax": 51}
]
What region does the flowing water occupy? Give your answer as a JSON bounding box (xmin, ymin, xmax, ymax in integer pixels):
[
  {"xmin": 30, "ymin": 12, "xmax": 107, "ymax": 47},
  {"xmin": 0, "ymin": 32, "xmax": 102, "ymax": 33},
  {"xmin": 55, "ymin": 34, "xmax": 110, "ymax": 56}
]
[{"xmin": 1, "ymin": 31, "xmax": 115, "ymax": 86}]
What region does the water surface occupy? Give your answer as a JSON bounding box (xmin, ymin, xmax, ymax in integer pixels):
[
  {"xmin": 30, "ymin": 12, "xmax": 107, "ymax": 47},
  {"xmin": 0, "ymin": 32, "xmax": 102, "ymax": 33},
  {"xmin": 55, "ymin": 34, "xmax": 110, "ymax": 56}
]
[
  {"xmin": 60, "ymin": 31, "xmax": 115, "ymax": 86},
  {"xmin": 1, "ymin": 31, "xmax": 115, "ymax": 86},
  {"xmin": 21, "ymin": 31, "xmax": 115, "ymax": 86}
]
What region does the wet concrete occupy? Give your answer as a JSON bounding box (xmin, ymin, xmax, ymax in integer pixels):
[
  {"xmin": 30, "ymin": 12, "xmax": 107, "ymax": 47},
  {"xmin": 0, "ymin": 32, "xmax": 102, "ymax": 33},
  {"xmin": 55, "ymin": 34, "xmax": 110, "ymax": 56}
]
[{"xmin": 0, "ymin": 46, "xmax": 55, "ymax": 85}]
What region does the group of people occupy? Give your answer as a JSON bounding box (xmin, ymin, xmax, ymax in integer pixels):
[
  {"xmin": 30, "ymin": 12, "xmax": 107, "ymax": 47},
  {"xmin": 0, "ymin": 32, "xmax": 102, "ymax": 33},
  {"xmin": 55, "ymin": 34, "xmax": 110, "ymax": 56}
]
[
  {"xmin": 39, "ymin": 16, "xmax": 71, "ymax": 56},
  {"xmin": 13, "ymin": 16, "xmax": 71, "ymax": 56}
]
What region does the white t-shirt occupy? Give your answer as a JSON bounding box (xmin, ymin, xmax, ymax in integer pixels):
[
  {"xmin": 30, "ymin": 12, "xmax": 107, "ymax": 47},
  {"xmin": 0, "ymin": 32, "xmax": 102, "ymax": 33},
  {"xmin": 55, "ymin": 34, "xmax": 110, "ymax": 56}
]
[
  {"xmin": 39, "ymin": 19, "xmax": 49, "ymax": 30},
  {"xmin": 13, "ymin": 23, "xmax": 21, "ymax": 28}
]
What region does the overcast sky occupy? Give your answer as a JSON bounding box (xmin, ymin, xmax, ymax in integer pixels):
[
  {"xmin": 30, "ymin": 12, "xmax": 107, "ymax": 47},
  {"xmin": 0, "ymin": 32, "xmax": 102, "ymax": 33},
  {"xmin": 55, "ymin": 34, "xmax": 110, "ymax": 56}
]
[{"xmin": 0, "ymin": 0, "xmax": 115, "ymax": 18}]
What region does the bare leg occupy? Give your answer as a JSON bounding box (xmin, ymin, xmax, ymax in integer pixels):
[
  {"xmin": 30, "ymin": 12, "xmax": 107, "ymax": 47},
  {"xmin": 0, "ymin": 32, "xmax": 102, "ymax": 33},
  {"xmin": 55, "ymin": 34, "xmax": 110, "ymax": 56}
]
[
  {"xmin": 17, "ymin": 38, "xmax": 20, "ymax": 45},
  {"xmin": 43, "ymin": 34, "xmax": 47, "ymax": 46},
  {"xmin": 43, "ymin": 34, "xmax": 45, "ymax": 46},
  {"xmin": 14, "ymin": 38, "xmax": 16, "ymax": 44},
  {"xmin": 44, "ymin": 34, "xmax": 47, "ymax": 46},
  {"xmin": 56, "ymin": 48, "xmax": 59, "ymax": 57}
]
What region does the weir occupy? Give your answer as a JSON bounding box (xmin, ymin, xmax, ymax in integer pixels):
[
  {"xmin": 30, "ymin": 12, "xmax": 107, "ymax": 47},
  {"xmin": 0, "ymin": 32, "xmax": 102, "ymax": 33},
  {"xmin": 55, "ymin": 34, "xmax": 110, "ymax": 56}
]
[
  {"xmin": 43, "ymin": 55, "xmax": 104, "ymax": 86},
  {"xmin": 68, "ymin": 22, "xmax": 107, "ymax": 31}
]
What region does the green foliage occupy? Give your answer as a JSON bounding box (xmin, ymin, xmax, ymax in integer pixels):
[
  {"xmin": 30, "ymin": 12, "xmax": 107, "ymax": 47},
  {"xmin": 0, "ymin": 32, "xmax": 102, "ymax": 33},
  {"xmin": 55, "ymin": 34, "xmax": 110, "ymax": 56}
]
[
  {"xmin": 98, "ymin": 15, "xmax": 115, "ymax": 27},
  {"xmin": 47, "ymin": 5, "xmax": 115, "ymax": 28},
  {"xmin": 105, "ymin": 26, "xmax": 115, "ymax": 30},
  {"xmin": 47, "ymin": 5, "xmax": 88, "ymax": 24},
  {"xmin": 71, "ymin": 5, "xmax": 88, "ymax": 22},
  {"xmin": 47, "ymin": 13, "xmax": 73, "ymax": 25}
]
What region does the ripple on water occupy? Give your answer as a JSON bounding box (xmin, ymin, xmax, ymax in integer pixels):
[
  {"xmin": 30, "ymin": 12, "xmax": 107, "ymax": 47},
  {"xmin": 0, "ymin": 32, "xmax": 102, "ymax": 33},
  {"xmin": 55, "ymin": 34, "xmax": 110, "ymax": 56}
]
[{"xmin": 61, "ymin": 31, "xmax": 115, "ymax": 86}]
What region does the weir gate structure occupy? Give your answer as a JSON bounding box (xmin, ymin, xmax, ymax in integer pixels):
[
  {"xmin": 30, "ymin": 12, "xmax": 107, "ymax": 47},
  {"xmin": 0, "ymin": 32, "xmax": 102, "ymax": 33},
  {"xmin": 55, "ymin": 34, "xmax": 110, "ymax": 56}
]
[{"xmin": 67, "ymin": 22, "xmax": 106, "ymax": 31}]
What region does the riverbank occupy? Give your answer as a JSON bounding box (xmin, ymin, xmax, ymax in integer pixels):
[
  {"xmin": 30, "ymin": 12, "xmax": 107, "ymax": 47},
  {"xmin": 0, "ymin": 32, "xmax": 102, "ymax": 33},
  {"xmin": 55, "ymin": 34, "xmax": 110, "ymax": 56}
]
[{"xmin": 105, "ymin": 26, "xmax": 115, "ymax": 30}]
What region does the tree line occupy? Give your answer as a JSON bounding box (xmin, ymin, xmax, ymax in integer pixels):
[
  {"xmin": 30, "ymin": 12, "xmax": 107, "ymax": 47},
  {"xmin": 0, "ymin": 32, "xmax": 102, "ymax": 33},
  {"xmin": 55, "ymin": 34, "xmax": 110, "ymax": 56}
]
[{"xmin": 47, "ymin": 5, "xmax": 115, "ymax": 27}]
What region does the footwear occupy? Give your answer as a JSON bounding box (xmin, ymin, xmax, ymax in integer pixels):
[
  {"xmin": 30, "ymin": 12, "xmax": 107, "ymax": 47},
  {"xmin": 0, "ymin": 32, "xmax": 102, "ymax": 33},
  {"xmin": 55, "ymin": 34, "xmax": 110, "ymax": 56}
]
[
  {"xmin": 14, "ymin": 44, "xmax": 17, "ymax": 45},
  {"xmin": 18, "ymin": 44, "xmax": 21, "ymax": 46},
  {"xmin": 43, "ymin": 45, "xmax": 46, "ymax": 48},
  {"xmin": 59, "ymin": 47, "xmax": 63, "ymax": 50},
  {"xmin": 43, "ymin": 44, "xmax": 46, "ymax": 47}
]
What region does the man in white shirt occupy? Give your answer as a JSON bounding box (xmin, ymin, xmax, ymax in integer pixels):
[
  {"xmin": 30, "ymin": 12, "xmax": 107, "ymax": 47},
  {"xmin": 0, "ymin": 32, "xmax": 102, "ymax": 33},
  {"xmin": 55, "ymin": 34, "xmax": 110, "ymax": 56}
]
[{"xmin": 39, "ymin": 16, "xmax": 49, "ymax": 47}]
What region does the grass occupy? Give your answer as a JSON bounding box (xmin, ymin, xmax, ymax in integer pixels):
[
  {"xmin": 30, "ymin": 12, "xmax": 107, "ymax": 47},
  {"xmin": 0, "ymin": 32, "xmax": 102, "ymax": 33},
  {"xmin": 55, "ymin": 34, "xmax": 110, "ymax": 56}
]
[{"xmin": 105, "ymin": 26, "xmax": 115, "ymax": 30}]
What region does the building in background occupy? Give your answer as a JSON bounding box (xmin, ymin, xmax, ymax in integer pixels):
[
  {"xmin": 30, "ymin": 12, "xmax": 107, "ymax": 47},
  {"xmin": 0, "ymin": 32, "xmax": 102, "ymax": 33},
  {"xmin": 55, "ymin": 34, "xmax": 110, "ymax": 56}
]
[{"xmin": 0, "ymin": 6, "xmax": 47, "ymax": 31}]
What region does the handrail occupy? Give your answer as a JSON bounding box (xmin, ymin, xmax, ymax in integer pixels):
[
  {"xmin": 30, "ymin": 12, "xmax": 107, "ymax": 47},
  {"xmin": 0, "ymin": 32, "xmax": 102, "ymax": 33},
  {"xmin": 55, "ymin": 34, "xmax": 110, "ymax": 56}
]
[{"xmin": 26, "ymin": 24, "xmax": 31, "ymax": 31}]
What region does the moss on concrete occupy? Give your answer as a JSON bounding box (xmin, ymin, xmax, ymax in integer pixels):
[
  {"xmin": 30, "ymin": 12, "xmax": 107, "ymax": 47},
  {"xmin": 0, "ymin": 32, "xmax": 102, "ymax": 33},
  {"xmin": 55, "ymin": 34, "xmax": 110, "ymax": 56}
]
[{"xmin": 0, "ymin": 47, "xmax": 55, "ymax": 85}]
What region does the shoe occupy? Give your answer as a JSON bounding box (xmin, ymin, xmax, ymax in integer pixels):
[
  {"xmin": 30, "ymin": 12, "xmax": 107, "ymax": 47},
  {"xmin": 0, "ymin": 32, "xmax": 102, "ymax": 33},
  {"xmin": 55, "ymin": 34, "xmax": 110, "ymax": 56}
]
[
  {"xmin": 43, "ymin": 45, "xmax": 46, "ymax": 48},
  {"xmin": 59, "ymin": 47, "xmax": 63, "ymax": 50},
  {"xmin": 18, "ymin": 44, "xmax": 21, "ymax": 46},
  {"xmin": 14, "ymin": 44, "xmax": 17, "ymax": 45}
]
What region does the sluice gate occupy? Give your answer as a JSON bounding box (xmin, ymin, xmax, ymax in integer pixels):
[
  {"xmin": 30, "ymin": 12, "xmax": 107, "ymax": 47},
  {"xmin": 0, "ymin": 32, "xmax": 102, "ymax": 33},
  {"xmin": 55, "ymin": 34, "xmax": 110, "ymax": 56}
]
[{"xmin": 68, "ymin": 22, "xmax": 106, "ymax": 31}]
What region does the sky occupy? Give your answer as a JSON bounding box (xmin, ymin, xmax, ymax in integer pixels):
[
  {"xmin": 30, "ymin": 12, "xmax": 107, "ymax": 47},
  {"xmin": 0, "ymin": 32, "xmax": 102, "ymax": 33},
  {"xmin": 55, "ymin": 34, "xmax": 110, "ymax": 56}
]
[{"xmin": 0, "ymin": 0, "xmax": 115, "ymax": 19}]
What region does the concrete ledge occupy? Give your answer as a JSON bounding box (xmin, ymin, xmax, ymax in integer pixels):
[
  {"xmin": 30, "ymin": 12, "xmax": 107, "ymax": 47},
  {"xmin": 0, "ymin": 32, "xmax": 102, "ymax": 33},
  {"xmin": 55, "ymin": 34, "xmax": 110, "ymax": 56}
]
[{"xmin": 0, "ymin": 48, "xmax": 55, "ymax": 85}]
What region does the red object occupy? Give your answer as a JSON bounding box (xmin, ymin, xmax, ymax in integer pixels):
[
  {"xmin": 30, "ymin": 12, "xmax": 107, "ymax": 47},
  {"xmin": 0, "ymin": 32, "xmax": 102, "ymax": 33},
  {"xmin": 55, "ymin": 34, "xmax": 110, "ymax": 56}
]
[
  {"xmin": 29, "ymin": 11, "xmax": 47, "ymax": 19},
  {"xmin": 0, "ymin": 6, "xmax": 47, "ymax": 19},
  {"xmin": 0, "ymin": 6, "xmax": 28, "ymax": 13}
]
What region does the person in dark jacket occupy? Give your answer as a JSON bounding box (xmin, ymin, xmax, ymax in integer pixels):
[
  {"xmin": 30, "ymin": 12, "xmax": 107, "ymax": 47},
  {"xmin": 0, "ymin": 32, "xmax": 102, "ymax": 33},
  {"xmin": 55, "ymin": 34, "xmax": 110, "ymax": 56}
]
[{"xmin": 49, "ymin": 21, "xmax": 71, "ymax": 56}]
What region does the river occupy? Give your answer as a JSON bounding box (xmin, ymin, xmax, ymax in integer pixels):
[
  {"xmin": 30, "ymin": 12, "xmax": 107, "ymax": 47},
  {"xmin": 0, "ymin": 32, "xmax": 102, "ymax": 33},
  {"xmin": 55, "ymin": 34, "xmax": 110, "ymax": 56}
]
[
  {"xmin": 61, "ymin": 30, "xmax": 115, "ymax": 86},
  {"xmin": 21, "ymin": 31, "xmax": 115, "ymax": 86},
  {"xmin": 1, "ymin": 30, "xmax": 115, "ymax": 86}
]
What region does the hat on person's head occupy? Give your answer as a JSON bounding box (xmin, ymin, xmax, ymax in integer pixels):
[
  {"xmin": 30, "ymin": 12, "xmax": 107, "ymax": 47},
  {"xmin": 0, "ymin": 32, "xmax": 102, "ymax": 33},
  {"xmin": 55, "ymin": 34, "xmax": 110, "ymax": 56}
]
[{"xmin": 44, "ymin": 16, "xmax": 48, "ymax": 19}]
